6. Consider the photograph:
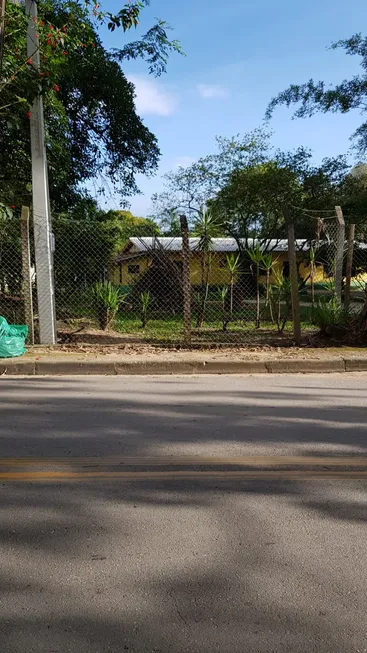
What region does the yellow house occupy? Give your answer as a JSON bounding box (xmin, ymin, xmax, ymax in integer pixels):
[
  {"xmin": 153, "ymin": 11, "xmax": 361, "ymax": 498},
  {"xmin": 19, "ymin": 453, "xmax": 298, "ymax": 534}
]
[{"xmin": 113, "ymin": 237, "xmax": 326, "ymax": 290}]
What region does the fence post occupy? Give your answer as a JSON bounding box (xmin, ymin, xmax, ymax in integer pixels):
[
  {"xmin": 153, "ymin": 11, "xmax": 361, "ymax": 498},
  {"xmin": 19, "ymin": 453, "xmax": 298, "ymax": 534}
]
[
  {"xmin": 20, "ymin": 206, "xmax": 35, "ymax": 344},
  {"xmin": 180, "ymin": 214, "xmax": 192, "ymax": 347},
  {"xmin": 283, "ymin": 205, "xmax": 301, "ymax": 346},
  {"xmin": 344, "ymin": 223, "xmax": 355, "ymax": 309},
  {"xmin": 26, "ymin": 0, "xmax": 57, "ymax": 344},
  {"xmin": 335, "ymin": 206, "xmax": 345, "ymax": 304}
]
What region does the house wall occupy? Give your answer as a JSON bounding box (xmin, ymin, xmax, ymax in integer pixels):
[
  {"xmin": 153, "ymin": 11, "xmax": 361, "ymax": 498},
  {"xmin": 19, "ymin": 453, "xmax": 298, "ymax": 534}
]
[
  {"xmin": 114, "ymin": 250, "xmax": 327, "ymax": 289},
  {"xmin": 113, "ymin": 256, "xmax": 152, "ymax": 287}
]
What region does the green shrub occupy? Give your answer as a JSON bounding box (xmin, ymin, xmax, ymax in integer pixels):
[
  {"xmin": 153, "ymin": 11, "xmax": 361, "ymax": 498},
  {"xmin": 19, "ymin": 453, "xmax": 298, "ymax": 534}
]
[
  {"xmin": 311, "ymin": 297, "xmax": 353, "ymax": 337},
  {"xmin": 92, "ymin": 282, "xmax": 127, "ymax": 330},
  {"xmin": 268, "ymin": 274, "xmax": 292, "ymax": 333}
]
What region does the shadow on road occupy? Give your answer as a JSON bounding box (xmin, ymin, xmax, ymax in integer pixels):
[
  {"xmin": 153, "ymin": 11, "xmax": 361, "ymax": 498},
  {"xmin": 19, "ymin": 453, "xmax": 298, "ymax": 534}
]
[{"xmin": 0, "ymin": 375, "xmax": 366, "ymax": 652}]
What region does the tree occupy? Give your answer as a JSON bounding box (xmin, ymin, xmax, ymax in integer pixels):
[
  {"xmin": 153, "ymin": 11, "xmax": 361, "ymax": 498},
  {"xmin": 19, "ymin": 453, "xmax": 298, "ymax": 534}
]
[
  {"xmin": 0, "ymin": 204, "xmax": 22, "ymax": 297},
  {"xmin": 151, "ymin": 129, "xmax": 271, "ymax": 223},
  {"xmin": 213, "ymin": 149, "xmax": 365, "ymax": 241},
  {"xmin": 266, "ymin": 34, "xmax": 367, "ymax": 156},
  {"xmin": 102, "ymin": 210, "xmax": 160, "ymax": 240},
  {"xmin": 157, "ymin": 208, "xmax": 182, "ymax": 236},
  {"xmin": 0, "ymin": 0, "xmax": 182, "ymax": 210}
]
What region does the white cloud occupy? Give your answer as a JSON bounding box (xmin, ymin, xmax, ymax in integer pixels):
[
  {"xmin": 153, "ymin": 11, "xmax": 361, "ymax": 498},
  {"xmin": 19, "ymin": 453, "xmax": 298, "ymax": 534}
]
[
  {"xmin": 128, "ymin": 75, "xmax": 177, "ymax": 116},
  {"xmin": 197, "ymin": 84, "xmax": 229, "ymax": 99},
  {"xmin": 173, "ymin": 156, "xmax": 195, "ymax": 169}
]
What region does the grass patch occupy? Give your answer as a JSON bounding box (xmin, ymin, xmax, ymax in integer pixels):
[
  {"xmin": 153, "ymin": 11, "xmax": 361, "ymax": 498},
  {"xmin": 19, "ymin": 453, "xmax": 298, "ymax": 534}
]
[{"xmin": 114, "ymin": 312, "xmax": 314, "ymax": 345}]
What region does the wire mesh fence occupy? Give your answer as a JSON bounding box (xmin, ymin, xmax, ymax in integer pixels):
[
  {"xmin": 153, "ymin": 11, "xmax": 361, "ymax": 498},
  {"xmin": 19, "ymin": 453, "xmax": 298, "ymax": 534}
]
[
  {"xmin": 348, "ymin": 226, "xmax": 367, "ymax": 310},
  {"xmin": 1, "ymin": 206, "xmax": 367, "ymax": 348}
]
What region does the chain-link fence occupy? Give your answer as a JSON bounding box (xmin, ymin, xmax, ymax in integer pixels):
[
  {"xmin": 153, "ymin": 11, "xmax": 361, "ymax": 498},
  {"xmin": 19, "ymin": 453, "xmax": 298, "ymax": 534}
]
[
  {"xmin": 346, "ymin": 225, "xmax": 367, "ymax": 312},
  {"xmin": 1, "ymin": 206, "xmax": 367, "ymax": 348}
]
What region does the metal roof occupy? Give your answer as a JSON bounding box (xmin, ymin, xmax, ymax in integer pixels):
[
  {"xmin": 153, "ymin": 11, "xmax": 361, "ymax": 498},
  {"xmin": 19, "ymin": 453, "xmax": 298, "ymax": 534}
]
[{"xmin": 127, "ymin": 237, "xmax": 310, "ymax": 253}]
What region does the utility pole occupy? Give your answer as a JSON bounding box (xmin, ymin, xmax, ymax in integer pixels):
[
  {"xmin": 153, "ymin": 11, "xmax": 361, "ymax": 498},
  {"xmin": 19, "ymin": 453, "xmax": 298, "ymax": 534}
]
[{"xmin": 26, "ymin": 0, "xmax": 56, "ymax": 344}]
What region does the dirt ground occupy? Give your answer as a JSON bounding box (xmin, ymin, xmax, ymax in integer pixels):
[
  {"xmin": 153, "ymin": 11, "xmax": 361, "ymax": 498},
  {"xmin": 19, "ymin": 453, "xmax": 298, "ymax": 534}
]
[{"xmin": 26, "ymin": 326, "xmax": 367, "ymax": 360}]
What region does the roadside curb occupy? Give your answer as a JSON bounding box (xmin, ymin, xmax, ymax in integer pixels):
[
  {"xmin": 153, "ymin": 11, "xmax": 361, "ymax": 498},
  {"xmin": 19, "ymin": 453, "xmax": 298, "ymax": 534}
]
[{"xmin": 1, "ymin": 355, "xmax": 367, "ymax": 375}]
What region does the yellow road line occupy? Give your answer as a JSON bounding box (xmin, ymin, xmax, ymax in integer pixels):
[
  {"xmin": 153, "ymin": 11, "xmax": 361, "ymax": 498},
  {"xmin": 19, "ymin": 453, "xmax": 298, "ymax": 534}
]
[
  {"xmin": 1, "ymin": 456, "xmax": 367, "ymax": 467},
  {"xmin": 1, "ymin": 470, "xmax": 367, "ymax": 482}
]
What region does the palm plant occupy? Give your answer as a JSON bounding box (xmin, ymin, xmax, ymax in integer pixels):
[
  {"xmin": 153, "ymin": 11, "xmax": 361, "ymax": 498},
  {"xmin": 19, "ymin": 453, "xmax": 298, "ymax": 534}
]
[
  {"xmin": 92, "ymin": 281, "xmax": 127, "ymax": 331},
  {"xmin": 261, "ymin": 251, "xmax": 276, "ymax": 321},
  {"xmin": 226, "ymin": 253, "xmax": 241, "ymax": 320},
  {"xmin": 193, "ymin": 207, "xmax": 222, "ymax": 328},
  {"xmin": 268, "ymin": 273, "xmax": 292, "ymax": 333},
  {"xmin": 248, "ymin": 244, "xmax": 264, "ymax": 328},
  {"xmin": 218, "ymin": 285, "xmax": 229, "ymax": 331},
  {"xmin": 140, "ymin": 291, "xmax": 151, "ymax": 328},
  {"xmin": 309, "ymin": 245, "xmax": 316, "ymax": 308}
]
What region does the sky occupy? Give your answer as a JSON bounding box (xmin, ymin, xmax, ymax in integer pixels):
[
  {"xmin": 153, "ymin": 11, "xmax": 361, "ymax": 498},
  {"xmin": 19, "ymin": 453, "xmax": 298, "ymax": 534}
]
[{"xmin": 99, "ymin": 0, "xmax": 367, "ymax": 217}]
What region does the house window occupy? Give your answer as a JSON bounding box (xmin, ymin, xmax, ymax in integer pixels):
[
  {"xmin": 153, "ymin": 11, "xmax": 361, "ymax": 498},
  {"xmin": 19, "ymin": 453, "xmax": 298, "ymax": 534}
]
[{"xmin": 128, "ymin": 264, "xmax": 140, "ymax": 275}]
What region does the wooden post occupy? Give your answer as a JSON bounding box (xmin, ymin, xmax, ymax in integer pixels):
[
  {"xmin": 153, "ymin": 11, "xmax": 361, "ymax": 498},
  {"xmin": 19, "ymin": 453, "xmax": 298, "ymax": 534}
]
[
  {"xmin": 335, "ymin": 206, "xmax": 345, "ymax": 304},
  {"xmin": 20, "ymin": 206, "xmax": 34, "ymax": 344},
  {"xmin": 344, "ymin": 223, "xmax": 355, "ymax": 309},
  {"xmin": 180, "ymin": 214, "xmax": 192, "ymax": 347},
  {"xmin": 283, "ymin": 205, "xmax": 301, "ymax": 346}
]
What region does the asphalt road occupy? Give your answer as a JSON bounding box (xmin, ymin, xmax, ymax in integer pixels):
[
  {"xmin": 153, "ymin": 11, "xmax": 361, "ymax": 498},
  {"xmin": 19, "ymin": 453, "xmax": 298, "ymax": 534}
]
[{"xmin": 0, "ymin": 373, "xmax": 367, "ymax": 653}]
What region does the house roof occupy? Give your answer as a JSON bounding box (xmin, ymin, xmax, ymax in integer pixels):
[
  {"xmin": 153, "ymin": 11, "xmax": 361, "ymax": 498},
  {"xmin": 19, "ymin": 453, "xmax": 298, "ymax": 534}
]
[{"xmin": 125, "ymin": 237, "xmax": 310, "ymax": 253}]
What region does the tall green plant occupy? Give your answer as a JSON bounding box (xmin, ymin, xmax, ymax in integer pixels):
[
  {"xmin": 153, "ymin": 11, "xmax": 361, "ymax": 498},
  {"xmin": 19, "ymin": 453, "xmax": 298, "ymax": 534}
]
[
  {"xmin": 268, "ymin": 273, "xmax": 292, "ymax": 333},
  {"xmin": 92, "ymin": 281, "xmax": 127, "ymax": 330},
  {"xmin": 140, "ymin": 291, "xmax": 151, "ymax": 328},
  {"xmin": 248, "ymin": 244, "xmax": 264, "ymax": 329},
  {"xmin": 226, "ymin": 254, "xmax": 241, "ymax": 320},
  {"xmin": 309, "ymin": 246, "xmax": 316, "ymax": 308},
  {"xmin": 194, "ymin": 207, "xmax": 222, "ymax": 327},
  {"xmin": 218, "ymin": 285, "xmax": 229, "ymax": 332},
  {"xmin": 261, "ymin": 251, "xmax": 276, "ymax": 321}
]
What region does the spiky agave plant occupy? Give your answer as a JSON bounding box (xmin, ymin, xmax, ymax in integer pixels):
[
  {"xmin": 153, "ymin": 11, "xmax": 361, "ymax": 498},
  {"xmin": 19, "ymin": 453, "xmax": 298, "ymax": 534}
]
[
  {"xmin": 218, "ymin": 285, "xmax": 229, "ymax": 331},
  {"xmin": 92, "ymin": 281, "xmax": 127, "ymax": 330},
  {"xmin": 248, "ymin": 244, "xmax": 264, "ymax": 329},
  {"xmin": 193, "ymin": 207, "xmax": 222, "ymax": 327},
  {"xmin": 226, "ymin": 253, "xmax": 241, "ymax": 321},
  {"xmin": 140, "ymin": 290, "xmax": 151, "ymax": 328}
]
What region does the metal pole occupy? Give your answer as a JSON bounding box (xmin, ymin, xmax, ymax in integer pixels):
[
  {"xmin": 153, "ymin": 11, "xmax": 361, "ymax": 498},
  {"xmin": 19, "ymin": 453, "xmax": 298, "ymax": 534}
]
[
  {"xmin": 283, "ymin": 205, "xmax": 301, "ymax": 346},
  {"xmin": 335, "ymin": 206, "xmax": 345, "ymax": 305},
  {"xmin": 26, "ymin": 0, "xmax": 56, "ymax": 343},
  {"xmin": 180, "ymin": 215, "xmax": 192, "ymax": 347},
  {"xmin": 344, "ymin": 223, "xmax": 355, "ymax": 309},
  {"xmin": 20, "ymin": 206, "xmax": 35, "ymax": 344}
]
